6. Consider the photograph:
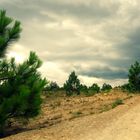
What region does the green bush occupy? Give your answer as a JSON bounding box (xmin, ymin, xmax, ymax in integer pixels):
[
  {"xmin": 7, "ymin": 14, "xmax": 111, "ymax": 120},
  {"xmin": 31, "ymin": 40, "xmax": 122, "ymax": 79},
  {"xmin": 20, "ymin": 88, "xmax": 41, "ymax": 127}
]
[
  {"xmin": 121, "ymin": 83, "xmax": 132, "ymax": 92},
  {"xmin": 45, "ymin": 81, "xmax": 59, "ymax": 91},
  {"xmin": 88, "ymin": 83, "xmax": 100, "ymax": 93},
  {"xmin": 101, "ymin": 83, "xmax": 112, "ymax": 92},
  {"xmin": 80, "ymin": 84, "xmax": 88, "ymax": 93},
  {"xmin": 84, "ymin": 90, "xmax": 97, "ymax": 97},
  {"xmin": 112, "ymin": 99, "xmax": 123, "ymax": 108},
  {"xmin": 64, "ymin": 71, "xmax": 80, "ymax": 96}
]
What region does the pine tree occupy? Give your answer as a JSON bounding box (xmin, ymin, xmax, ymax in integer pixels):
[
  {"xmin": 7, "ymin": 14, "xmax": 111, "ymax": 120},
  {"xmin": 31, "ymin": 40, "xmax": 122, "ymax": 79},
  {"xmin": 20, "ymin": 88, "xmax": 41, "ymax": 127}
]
[
  {"xmin": 89, "ymin": 83, "xmax": 100, "ymax": 93},
  {"xmin": 0, "ymin": 10, "xmax": 46, "ymax": 136},
  {"xmin": 128, "ymin": 61, "xmax": 140, "ymax": 91},
  {"xmin": 101, "ymin": 83, "xmax": 112, "ymax": 92},
  {"xmin": 80, "ymin": 84, "xmax": 88, "ymax": 93},
  {"xmin": 0, "ymin": 10, "xmax": 21, "ymax": 58},
  {"xmin": 0, "ymin": 52, "xmax": 46, "ymax": 134},
  {"xmin": 49, "ymin": 81, "xmax": 59, "ymax": 91},
  {"xmin": 64, "ymin": 71, "xmax": 80, "ymax": 96}
]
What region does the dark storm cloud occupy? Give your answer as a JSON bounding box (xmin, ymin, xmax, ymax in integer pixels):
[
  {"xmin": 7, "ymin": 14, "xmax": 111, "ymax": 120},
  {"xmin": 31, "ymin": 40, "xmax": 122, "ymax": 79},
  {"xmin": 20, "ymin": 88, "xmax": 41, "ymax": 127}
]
[
  {"xmin": 115, "ymin": 26, "xmax": 140, "ymax": 67},
  {"xmin": 0, "ymin": 0, "xmax": 119, "ymax": 23},
  {"xmin": 0, "ymin": 1, "xmax": 54, "ymax": 22},
  {"xmin": 59, "ymin": 62, "xmax": 128, "ymax": 80},
  {"xmin": 1, "ymin": 0, "xmax": 140, "ymax": 85},
  {"xmin": 77, "ymin": 66, "xmax": 128, "ymax": 80},
  {"xmin": 38, "ymin": 0, "xmax": 119, "ymax": 22}
]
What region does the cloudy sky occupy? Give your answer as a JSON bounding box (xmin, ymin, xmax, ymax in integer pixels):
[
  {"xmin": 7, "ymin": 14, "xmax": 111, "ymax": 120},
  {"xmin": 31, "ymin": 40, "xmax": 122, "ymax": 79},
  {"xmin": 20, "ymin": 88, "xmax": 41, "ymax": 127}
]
[{"xmin": 1, "ymin": 0, "xmax": 140, "ymax": 86}]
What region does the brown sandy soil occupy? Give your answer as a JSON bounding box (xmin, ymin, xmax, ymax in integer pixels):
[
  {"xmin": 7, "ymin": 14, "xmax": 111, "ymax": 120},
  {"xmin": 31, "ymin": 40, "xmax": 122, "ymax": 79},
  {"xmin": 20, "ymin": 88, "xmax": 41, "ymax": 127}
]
[{"xmin": 2, "ymin": 90, "xmax": 140, "ymax": 140}]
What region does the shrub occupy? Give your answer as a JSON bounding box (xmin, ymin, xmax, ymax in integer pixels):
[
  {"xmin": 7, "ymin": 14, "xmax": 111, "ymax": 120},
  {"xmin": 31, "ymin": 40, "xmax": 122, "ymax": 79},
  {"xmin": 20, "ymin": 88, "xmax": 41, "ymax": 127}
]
[
  {"xmin": 112, "ymin": 99, "xmax": 123, "ymax": 108},
  {"xmin": 64, "ymin": 71, "xmax": 80, "ymax": 96},
  {"xmin": 101, "ymin": 83, "xmax": 112, "ymax": 92},
  {"xmin": 88, "ymin": 83, "xmax": 100, "ymax": 93},
  {"xmin": 45, "ymin": 81, "xmax": 59, "ymax": 91},
  {"xmin": 84, "ymin": 91, "xmax": 96, "ymax": 97},
  {"xmin": 121, "ymin": 83, "xmax": 131, "ymax": 92},
  {"xmin": 80, "ymin": 84, "xmax": 88, "ymax": 93}
]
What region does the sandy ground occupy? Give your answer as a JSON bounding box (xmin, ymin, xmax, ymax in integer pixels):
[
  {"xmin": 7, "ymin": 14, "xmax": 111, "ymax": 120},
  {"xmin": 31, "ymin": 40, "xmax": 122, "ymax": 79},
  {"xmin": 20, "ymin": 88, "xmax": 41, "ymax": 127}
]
[
  {"xmin": 2, "ymin": 93, "xmax": 140, "ymax": 140},
  {"xmin": 82, "ymin": 96, "xmax": 140, "ymax": 140}
]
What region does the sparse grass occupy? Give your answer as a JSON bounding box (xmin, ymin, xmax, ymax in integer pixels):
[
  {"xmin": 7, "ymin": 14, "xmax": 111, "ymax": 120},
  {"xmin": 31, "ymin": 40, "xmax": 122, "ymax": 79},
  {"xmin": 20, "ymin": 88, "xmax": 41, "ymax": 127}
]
[
  {"xmin": 99, "ymin": 104, "xmax": 111, "ymax": 113},
  {"xmin": 71, "ymin": 111, "xmax": 83, "ymax": 118},
  {"xmin": 84, "ymin": 91, "xmax": 97, "ymax": 97},
  {"xmin": 89, "ymin": 111, "xmax": 95, "ymax": 115},
  {"xmin": 112, "ymin": 99, "xmax": 124, "ymax": 109},
  {"xmin": 124, "ymin": 94, "xmax": 133, "ymax": 100}
]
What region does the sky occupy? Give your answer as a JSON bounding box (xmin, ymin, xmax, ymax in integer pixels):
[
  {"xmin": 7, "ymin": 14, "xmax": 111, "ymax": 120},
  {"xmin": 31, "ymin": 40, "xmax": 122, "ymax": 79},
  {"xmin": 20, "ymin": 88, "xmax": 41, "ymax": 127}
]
[{"xmin": 1, "ymin": 0, "xmax": 140, "ymax": 87}]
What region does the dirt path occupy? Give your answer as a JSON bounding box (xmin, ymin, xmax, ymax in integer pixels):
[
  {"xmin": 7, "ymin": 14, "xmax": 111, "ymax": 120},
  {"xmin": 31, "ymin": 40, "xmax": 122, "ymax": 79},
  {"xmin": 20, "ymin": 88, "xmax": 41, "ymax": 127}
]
[
  {"xmin": 3, "ymin": 95, "xmax": 140, "ymax": 140},
  {"xmin": 83, "ymin": 96, "xmax": 140, "ymax": 140}
]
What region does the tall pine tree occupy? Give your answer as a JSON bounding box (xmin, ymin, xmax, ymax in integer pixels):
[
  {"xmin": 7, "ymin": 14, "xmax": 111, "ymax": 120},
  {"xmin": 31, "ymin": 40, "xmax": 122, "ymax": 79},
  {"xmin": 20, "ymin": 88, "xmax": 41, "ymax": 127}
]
[
  {"xmin": 64, "ymin": 71, "xmax": 80, "ymax": 96},
  {"xmin": 128, "ymin": 61, "xmax": 140, "ymax": 91},
  {"xmin": 0, "ymin": 10, "xmax": 46, "ymax": 136}
]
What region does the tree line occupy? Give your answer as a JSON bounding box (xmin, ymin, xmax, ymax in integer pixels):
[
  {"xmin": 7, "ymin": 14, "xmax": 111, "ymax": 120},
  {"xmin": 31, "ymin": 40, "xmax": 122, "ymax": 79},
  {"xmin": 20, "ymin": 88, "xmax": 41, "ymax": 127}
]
[{"xmin": 45, "ymin": 71, "xmax": 112, "ymax": 96}]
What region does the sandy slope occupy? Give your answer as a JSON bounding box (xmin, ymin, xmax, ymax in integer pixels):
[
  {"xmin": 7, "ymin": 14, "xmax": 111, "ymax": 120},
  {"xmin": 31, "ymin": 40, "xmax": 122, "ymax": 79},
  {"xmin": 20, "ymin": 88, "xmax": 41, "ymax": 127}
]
[
  {"xmin": 3, "ymin": 95, "xmax": 140, "ymax": 140},
  {"xmin": 83, "ymin": 96, "xmax": 140, "ymax": 140}
]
